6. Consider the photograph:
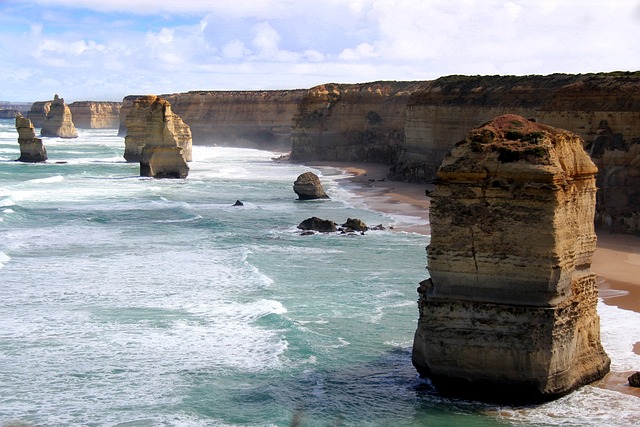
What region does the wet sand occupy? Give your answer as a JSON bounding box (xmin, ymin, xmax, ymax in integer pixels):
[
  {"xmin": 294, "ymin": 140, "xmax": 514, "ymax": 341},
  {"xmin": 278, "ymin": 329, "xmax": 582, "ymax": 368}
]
[{"xmin": 310, "ymin": 161, "xmax": 640, "ymax": 396}]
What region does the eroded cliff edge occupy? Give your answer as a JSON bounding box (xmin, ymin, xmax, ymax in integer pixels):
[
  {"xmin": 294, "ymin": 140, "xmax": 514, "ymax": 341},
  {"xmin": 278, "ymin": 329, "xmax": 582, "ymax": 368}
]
[
  {"xmin": 412, "ymin": 114, "xmax": 610, "ymax": 403},
  {"xmin": 117, "ymin": 72, "xmax": 640, "ymax": 234}
]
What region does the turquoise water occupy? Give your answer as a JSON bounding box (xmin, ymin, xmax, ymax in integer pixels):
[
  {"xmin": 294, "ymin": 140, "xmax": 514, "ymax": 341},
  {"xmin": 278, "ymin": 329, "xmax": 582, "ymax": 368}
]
[{"xmin": 0, "ymin": 119, "xmax": 638, "ymax": 426}]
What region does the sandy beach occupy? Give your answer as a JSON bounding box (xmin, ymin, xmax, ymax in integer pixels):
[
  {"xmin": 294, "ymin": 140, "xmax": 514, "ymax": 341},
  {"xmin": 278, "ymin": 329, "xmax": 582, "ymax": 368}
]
[{"xmin": 314, "ymin": 161, "xmax": 640, "ymax": 397}]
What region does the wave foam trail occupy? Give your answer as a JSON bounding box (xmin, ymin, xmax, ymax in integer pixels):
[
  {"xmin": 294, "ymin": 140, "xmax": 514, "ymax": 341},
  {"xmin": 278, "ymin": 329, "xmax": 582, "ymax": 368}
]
[
  {"xmin": 0, "ymin": 251, "xmax": 10, "ymax": 268},
  {"xmin": 27, "ymin": 175, "xmax": 65, "ymax": 184}
]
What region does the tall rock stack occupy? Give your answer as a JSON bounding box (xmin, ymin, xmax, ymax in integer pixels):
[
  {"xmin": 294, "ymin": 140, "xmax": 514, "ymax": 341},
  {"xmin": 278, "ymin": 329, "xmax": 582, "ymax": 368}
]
[
  {"xmin": 412, "ymin": 114, "xmax": 610, "ymax": 403},
  {"xmin": 15, "ymin": 114, "xmax": 47, "ymax": 162},
  {"xmin": 40, "ymin": 94, "xmax": 78, "ymax": 138},
  {"xmin": 124, "ymin": 95, "xmax": 191, "ymax": 178}
]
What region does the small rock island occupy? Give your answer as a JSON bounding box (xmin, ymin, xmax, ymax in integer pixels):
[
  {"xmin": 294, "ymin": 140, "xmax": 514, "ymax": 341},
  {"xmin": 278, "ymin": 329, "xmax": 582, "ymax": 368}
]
[
  {"xmin": 15, "ymin": 114, "xmax": 47, "ymax": 162},
  {"xmin": 412, "ymin": 114, "xmax": 611, "ymax": 403}
]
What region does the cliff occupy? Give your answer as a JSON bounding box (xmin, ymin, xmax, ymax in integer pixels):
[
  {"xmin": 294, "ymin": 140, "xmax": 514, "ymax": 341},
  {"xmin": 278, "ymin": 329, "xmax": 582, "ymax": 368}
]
[
  {"xmin": 116, "ymin": 72, "xmax": 640, "ymax": 234},
  {"xmin": 289, "ymin": 81, "xmax": 428, "ymax": 163},
  {"xmin": 120, "ymin": 90, "xmax": 306, "ymax": 149},
  {"xmin": 124, "ymin": 95, "xmax": 190, "ymax": 178},
  {"xmin": 40, "ymin": 94, "xmax": 78, "ymax": 138},
  {"xmin": 15, "ymin": 114, "xmax": 47, "ymax": 162},
  {"xmin": 412, "ymin": 115, "xmax": 610, "ymax": 403},
  {"xmin": 68, "ymin": 101, "xmax": 121, "ymax": 129}
]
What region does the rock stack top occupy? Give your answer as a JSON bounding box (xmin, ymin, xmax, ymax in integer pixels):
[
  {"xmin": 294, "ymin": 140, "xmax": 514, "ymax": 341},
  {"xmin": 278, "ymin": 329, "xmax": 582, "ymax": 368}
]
[
  {"xmin": 437, "ymin": 114, "xmax": 598, "ymax": 183},
  {"xmin": 40, "ymin": 94, "xmax": 78, "ymax": 138}
]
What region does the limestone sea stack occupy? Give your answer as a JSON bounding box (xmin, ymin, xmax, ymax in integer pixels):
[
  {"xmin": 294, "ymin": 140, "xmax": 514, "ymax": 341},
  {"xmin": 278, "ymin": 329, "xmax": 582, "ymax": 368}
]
[
  {"xmin": 40, "ymin": 94, "xmax": 78, "ymax": 138},
  {"xmin": 124, "ymin": 95, "xmax": 191, "ymax": 178},
  {"xmin": 293, "ymin": 172, "xmax": 329, "ymax": 200},
  {"xmin": 15, "ymin": 114, "xmax": 47, "ymax": 162},
  {"xmin": 412, "ymin": 114, "xmax": 610, "ymax": 403}
]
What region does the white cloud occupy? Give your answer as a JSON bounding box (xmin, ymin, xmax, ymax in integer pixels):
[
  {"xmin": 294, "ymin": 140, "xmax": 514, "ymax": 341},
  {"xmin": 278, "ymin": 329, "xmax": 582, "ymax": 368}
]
[
  {"xmin": 338, "ymin": 42, "xmax": 377, "ymax": 61},
  {"xmin": 223, "ymin": 40, "xmax": 250, "ymax": 59},
  {"xmin": 1, "ymin": 0, "xmax": 639, "ymax": 102}
]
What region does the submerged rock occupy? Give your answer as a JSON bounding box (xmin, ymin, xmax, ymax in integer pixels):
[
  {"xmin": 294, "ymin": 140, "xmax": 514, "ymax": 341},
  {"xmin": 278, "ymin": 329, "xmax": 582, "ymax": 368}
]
[
  {"xmin": 124, "ymin": 95, "xmax": 191, "ymax": 179},
  {"xmin": 15, "ymin": 114, "xmax": 47, "ymax": 162},
  {"xmin": 412, "ymin": 114, "xmax": 610, "ymax": 403},
  {"xmin": 293, "ymin": 172, "xmax": 329, "ymax": 200},
  {"xmin": 40, "ymin": 94, "xmax": 78, "ymax": 138}
]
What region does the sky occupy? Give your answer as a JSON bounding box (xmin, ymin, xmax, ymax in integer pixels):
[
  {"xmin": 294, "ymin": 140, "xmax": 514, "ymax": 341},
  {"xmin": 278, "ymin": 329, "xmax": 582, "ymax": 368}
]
[{"xmin": 0, "ymin": 0, "xmax": 639, "ymax": 102}]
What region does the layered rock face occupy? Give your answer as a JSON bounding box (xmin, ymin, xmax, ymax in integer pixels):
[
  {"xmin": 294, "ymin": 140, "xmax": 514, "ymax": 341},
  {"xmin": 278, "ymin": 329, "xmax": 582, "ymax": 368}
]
[
  {"xmin": 124, "ymin": 95, "xmax": 192, "ymax": 163},
  {"xmin": 68, "ymin": 101, "xmax": 122, "ymax": 129},
  {"xmin": 397, "ymin": 73, "xmax": 640, "ymax": 233},
  {"xmin": 40, "ymin": 94, "xmax": 78, "ymax": 138},
  {"xmin": 290, "ymin": 82, "xmax": 427, "ymax": 163},
  {"xmin": 412, "ymin": 115, "xmax": 610, "ymax": 403},
  {"xmin": 124, "ymin": 95, "xmax": 190, "ymax": 178},
  {"xmin": 27, "ymin": 101, "xmax": 51, "ymax": 128},
  {"xmin": 15, "ymin": 114, "xmax": 47, "ymax": 162},
  {"xmin": 164, "ymin": 90, "xmax": 305, "ymax": 149}
]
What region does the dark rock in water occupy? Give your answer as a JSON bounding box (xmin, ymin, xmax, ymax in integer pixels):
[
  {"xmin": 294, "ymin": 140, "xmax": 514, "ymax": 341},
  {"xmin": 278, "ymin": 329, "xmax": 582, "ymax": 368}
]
[
  {"xmin": 341, "ymin": 218, "xmax": 368, "ymax": 232},
  {"xmin": 628, "ymin": 371, "xmax": 640, "ymax": 387},
  {"xmin": 298, "ymin": 217, "xmax": 337, "ymax": 233},
  {"xmin": 293, "ymin": 172, "xmax": 329, "ymax": 200},
  {"xmin": 233, "ymin": 200, "xmax": 244, "ymax": 206},
  {"xmin": 15, "ymin": 114, "xmax": 47, "ymax": 162},
  {"xmin": 300, "ymin": 230, "xmax": 315, "ymax": 236}
]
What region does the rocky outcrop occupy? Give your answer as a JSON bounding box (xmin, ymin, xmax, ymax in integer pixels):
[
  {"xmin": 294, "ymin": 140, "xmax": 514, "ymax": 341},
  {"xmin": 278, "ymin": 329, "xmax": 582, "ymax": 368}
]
[
  {"xmin": 298, "ymin": 217, "xmax": 337, "ymax": 233},
  {"xmin": 124, "ymin": 95, "xmax": 190, "ymax": 178},
  {"xmin": 293, "ymin": 172, "xmax": 329, "ymax": 200},
  {"xmin": 124, "ymin": 95, "xmax": 192, "ymax": 164},
  {"xmin": 342, "ymin": 218, "xmax": 368, "ymax": 232},
  {"xmin": 412, "ymin": 115, "xmax": 610, "ymax": 403},
  {"xmin": 629, "ymin": 372, "xmax": 640, "ymax": 387},
  {"xmin": 15, "ymin": 114, "xmax": 47, "ymax": 162},
  {"xmin": 68, "ymin": 101, "xmax": 121, "ymax": 129},
  {"xmin": 40, "ymin": 95, "xmax": 78, "ymax": 138}
]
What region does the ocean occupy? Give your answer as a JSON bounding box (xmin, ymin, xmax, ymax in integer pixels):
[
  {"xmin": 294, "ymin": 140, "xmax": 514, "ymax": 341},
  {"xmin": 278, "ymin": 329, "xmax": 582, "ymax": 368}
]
[{"xmin": 0, "ymin": 119, "xmax": 638, "ymax": 427}]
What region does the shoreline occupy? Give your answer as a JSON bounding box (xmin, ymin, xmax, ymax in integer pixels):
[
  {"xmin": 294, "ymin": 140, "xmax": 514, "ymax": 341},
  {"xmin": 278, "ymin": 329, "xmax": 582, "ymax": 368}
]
[{"xmin": 308, "ymin": 160, "xmax": 640, "ymax": 397}]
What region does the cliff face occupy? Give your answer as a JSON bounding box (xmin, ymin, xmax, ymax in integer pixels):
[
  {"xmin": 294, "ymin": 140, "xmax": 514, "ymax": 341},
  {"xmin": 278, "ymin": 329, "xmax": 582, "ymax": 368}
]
[
  {"xmin": 397, "ymin": 73, "xmax": 640, "ymax": 234},
  {"xmin": 116, "ymin": 72, "xmax": 640, "ymax": 234},
  {"xmin": 289, "ymin": 82, "xmax": 428, "ymax": 163},
  {"xmin": 68, "ymin": 101, "xmax": 121, "ymax": 129},
  {"xmin": 120, "ymin": 91, "xmax": 306, "ymax": 149},
  {"xmin": 124, "ymin": 95, "xmax": 191, "ymax": 178},
  {"xmin": 40, "ymin": 94, "xmax": 78, "ymax": 138},
  {"xmin": 412, "ymin": 115, "xmax": 610, "ymax": 403}
]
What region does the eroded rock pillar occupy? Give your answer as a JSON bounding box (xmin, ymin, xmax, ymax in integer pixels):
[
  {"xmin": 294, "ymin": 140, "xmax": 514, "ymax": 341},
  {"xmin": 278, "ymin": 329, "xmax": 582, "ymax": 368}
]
[{"xmin": 412, "ymin": 114, "xmax": 610, "ymax": 403}]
